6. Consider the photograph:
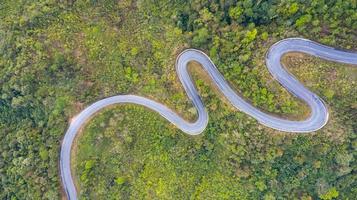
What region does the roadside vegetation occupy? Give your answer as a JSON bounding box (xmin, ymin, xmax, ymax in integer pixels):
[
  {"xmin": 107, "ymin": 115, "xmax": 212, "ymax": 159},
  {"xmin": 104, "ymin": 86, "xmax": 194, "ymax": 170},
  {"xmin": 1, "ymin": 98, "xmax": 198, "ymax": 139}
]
[{"xmin": 0, "ymin": 0, "xmax": 356, "ymax": 199}]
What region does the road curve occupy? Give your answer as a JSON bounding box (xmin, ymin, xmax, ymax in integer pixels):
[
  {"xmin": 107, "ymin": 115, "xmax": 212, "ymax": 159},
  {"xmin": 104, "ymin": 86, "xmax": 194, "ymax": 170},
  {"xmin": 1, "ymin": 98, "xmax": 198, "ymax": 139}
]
[{"xmin": 60, "ymin": 38, "xmax": 357, "ymax": 199}]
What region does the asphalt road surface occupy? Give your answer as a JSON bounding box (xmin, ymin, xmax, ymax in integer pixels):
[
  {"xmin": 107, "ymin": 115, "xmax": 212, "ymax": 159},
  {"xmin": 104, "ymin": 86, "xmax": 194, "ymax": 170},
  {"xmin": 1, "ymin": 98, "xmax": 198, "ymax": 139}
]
[{"xmin": 60, "ymin": 38, "xmax": 357, "ymax": 199}]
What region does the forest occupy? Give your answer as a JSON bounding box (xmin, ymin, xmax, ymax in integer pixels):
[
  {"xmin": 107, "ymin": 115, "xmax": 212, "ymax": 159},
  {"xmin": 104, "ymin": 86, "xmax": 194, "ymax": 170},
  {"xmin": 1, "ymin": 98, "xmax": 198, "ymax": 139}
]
[{"xmin": 0, "ymin": 0, "xmax": 356, "ymax": 199}]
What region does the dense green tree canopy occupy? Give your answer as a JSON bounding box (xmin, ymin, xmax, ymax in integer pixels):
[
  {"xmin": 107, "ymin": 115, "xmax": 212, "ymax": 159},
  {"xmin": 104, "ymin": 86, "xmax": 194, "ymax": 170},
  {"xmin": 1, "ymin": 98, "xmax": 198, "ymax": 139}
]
[{"xmin": 0, "ymin": 0, "xmax": 356, "ymax": 199}]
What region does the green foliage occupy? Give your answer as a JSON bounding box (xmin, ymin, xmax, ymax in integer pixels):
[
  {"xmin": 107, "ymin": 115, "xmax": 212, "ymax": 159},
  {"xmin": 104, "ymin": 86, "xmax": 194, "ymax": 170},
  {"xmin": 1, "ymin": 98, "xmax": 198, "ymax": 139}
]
[
  {"xmin": 319, "ymin": 187, "xmax": 339, "ymax": 200},
  {"xmin": 1, "ymin": 0, "xmax": 356, "ymax": 199},
  {"xmin": 255, "ymin": 180, "xmax": 267, "ymax": 191},
  {"xmin": 115, "ymin": 176, "xmax": 126, "ymax": 185},
  {"xmin": 192, "ymin": 27, "xmax": 210, "ymax": 47},
  {"xmin": 229, "ymin": 6, "xmax": 244, "ymax": 21},
  {"xmin": 243, "ymin": 28, "xmax": 258, "ymax": 44},
  {"xmin": 288, "ymin": 3, "xmax": 299, "ymax": 16},
  {"xmin": 296, "ymin": 14, "xmax": 312, "ymax": 28},
  {"xmin": 39, "ymin": 147, "xmax": 49, "ymax": 161},
  {"xmin": 323, "ymin": 89, "xmax": 335, "ymax": 100},
  {"xmin": 124, "ymin": 67, "xmax": 139, "ymax": 84}
]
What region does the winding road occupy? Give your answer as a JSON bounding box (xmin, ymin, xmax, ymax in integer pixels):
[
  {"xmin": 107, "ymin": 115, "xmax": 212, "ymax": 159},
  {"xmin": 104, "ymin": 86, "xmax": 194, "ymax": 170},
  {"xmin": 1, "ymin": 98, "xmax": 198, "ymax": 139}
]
[{"xmin": 60, "ymin": 38, "xmax": 357, "ymax": 199}]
